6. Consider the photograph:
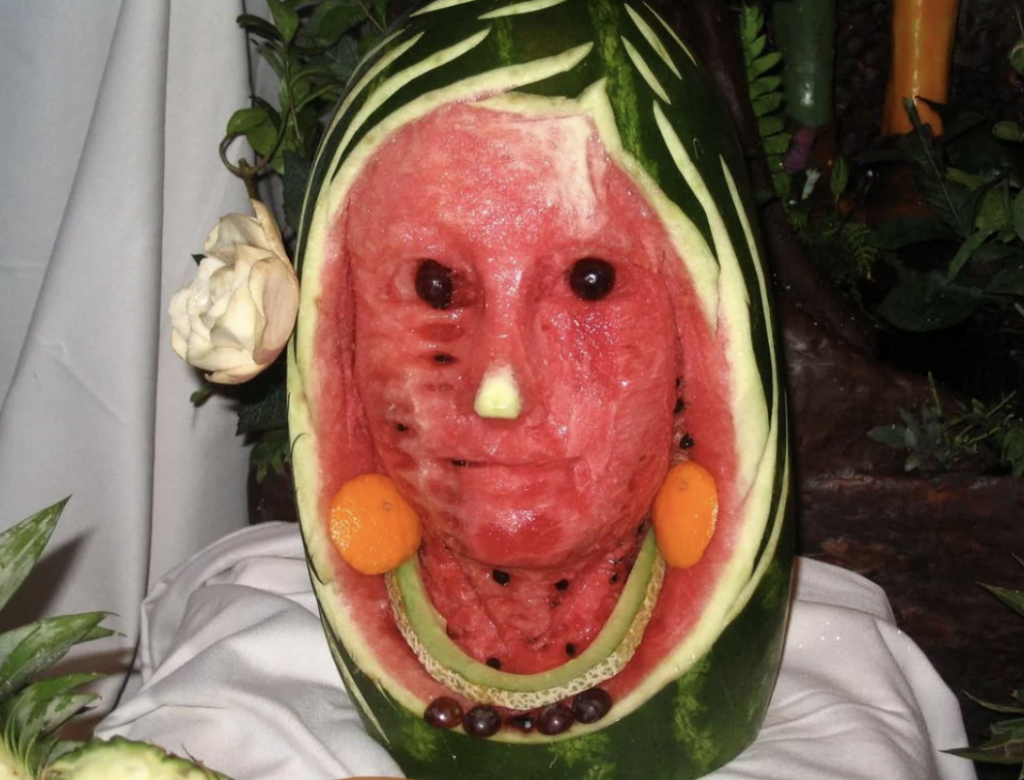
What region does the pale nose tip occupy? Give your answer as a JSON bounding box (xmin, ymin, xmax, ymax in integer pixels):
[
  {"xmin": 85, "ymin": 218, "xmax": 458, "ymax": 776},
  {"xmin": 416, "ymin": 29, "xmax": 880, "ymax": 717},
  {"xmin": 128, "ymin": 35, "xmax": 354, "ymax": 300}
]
[{"xmin": 474, "ymin": 364, "xmax": 523, "ymax": 419}]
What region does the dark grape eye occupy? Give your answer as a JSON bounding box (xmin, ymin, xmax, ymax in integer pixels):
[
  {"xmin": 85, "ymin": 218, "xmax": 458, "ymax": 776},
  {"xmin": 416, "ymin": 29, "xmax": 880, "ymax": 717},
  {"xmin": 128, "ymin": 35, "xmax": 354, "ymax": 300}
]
[
  {"xmin": 415, "ymin": 259, "xmax": 455, "ymax": 309},
  {"xmin": 568, "ymin": 258, "xmax": 616, "ymax": 301}
]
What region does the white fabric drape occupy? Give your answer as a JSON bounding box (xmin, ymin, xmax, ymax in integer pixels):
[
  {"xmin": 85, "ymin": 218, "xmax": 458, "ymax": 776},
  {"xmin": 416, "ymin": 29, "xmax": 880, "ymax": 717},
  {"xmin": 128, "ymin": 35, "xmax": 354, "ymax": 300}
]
[
  {"xmin": 0, "ymin": 0, "xmax": 254, "ymax": 706},
  {"xmin": 97, "ymin": 525, "xmax": 979, "ymax": 780}
]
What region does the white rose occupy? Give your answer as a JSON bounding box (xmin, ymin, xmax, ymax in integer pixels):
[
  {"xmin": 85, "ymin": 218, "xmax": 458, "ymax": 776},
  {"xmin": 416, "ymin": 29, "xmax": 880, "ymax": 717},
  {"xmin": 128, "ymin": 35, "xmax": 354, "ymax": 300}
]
[{"xmin": 169, "ymin": 200, "xmax": 299, "ymax": 384}]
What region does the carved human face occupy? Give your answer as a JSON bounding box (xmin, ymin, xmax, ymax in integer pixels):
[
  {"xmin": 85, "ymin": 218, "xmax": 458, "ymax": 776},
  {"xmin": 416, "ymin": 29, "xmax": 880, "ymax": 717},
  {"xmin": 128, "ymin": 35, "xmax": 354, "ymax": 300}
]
[{"xmin": 344, "ymin": 103, "xmax": 680, "ymax": 570}]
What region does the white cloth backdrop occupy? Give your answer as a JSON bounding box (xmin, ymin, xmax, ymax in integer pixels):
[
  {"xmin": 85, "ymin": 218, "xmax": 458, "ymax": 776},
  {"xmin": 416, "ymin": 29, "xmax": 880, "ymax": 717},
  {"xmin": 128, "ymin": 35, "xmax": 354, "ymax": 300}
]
[{"xmin": 0, "ymin": 0, "xmax": 258, "ymax": 705}]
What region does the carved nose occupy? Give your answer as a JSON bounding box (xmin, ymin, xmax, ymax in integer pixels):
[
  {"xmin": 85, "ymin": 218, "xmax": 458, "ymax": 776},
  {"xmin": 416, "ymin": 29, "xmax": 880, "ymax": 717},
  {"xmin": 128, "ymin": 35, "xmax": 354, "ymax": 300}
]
[{"xmin": 474, "ymin": 363, "xmax": 522, "ymax": 419}]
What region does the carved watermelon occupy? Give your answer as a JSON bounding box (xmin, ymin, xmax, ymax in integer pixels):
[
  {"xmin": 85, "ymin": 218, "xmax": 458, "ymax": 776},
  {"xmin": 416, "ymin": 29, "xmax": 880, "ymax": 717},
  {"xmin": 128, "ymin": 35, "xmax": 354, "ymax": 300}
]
[{"xmin": 287, "ymin": 1, "xmax": 793, "ymax": 778}]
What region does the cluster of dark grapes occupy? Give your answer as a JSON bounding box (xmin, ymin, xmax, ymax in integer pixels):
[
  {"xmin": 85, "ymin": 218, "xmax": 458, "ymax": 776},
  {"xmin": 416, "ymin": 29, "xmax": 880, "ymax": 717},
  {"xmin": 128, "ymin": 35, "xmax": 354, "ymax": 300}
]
[{"xmin": 424, "ymin": 687, "xmax": 613, "ymax": 739}]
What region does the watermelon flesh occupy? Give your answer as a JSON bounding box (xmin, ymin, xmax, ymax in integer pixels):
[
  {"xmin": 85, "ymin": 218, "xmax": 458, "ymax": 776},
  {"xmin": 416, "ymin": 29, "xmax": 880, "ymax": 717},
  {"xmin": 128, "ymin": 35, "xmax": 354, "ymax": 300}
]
[
  {"xmin": 340, "ymin": 104, "xmax": 685, "ymax": 674},
  {"xmin": 314, "ymin": 98, "xmax": 742, "ymax": 691}
]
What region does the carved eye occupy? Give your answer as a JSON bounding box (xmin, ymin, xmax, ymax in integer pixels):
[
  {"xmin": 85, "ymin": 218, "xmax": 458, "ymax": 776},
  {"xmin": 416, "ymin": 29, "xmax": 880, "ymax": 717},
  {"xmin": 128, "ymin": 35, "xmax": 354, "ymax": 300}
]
[
  {"xmin": 568, "ymin": 258, "xmax": 616, "ymax": 301},
  {"xmin": 415, "ymin": 259, "xmax": 455, "ymax": 309}
]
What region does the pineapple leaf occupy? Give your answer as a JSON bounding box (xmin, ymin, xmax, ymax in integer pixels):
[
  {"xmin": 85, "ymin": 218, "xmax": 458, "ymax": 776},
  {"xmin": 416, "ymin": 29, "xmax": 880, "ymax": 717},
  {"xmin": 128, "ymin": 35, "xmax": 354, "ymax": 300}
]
[
  {"xmin": 981, "ymin": 583, "xmax": 1024, "ymax": 621},
  {"xmin": 946, "ymin": 716, "xmax": 1024, "ymax": 764},
  {"xmin": 0, "ymin": 613, "xmax": 113, "ymax": 703},
  {"xmin": 0, "ymin": 498, "xmax": 69, "ymax": 614},
  {"xmin": 965, "ymin": 690, "xmax": 1024, "ymax": 715},
  {"xmin": 3, "ymin": 673, "xmax": 102, "ymax": 754}
]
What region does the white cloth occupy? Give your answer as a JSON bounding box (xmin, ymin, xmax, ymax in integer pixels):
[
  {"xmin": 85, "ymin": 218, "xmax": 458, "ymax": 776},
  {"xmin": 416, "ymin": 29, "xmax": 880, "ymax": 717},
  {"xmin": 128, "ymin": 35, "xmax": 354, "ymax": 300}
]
[
  {"xmin": 97, "ymin": 524, "xmax": 978, "ymax": 780},
  {"xmin": 0, "ymin": 0, "xmax": 256, "ymax": 704}
]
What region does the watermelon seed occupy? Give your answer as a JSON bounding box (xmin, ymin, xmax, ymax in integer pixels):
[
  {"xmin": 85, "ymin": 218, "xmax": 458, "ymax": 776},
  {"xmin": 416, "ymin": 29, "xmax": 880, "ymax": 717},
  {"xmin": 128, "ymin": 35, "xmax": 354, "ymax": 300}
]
[
  {"xmin": 674, "ymin": 398, "xmax": 685, "ymax": 414},
  {"xmin": 492, "ymin": 569, "xmax": 511, "ymax": 586},
  {"xmin": 486, "ymin": 657, "xmax": 502, "ymax": 669},
  {"xmin": 554, "ymin": 578, "xmax": 569, "ymax": 591},
  {"xmin": 451, "ymin": 459, "xmax": 468, "ymax": 467},
  {"xmin": 680, "ymin": 433, "xmax": 695, "ymax": 449},
  {"xmin": 609, "ymin": 573, "xmax": 618, "ymax": 584},
  {"xmin": 433, "ymin": 353, "xmax": 455, "ymax": 364},
  {"xmin": 676, "ymin": 377, "xmax": 682, "ymax": 389},
  {"xmin": 463, "ymin": 705, "xmax": 501, "ymax": 738},
  {"xmin": 537, "ymin": 704, "xmax": 575, "ymax": 736},
  {"xmin": 394, "ymin": 423, "xmax": 409, "ymax": 432},
  {"xmin": 572, "ymin": 688, "xmax": 613, "ymax": 724},
  {"xmin": 424, "ymin": 697, "xmax": 463, "ymax": 730},
  {"xmin": 565, "ymin": 643, "xmax": 576, "ymax": 657}
]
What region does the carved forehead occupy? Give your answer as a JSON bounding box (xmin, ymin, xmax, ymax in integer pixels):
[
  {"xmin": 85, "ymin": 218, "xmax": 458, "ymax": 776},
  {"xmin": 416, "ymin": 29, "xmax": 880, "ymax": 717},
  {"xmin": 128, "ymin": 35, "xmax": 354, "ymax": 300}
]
[{"xmin": 342, "ymin": 100, "xmax": 661, "ymax": 260}]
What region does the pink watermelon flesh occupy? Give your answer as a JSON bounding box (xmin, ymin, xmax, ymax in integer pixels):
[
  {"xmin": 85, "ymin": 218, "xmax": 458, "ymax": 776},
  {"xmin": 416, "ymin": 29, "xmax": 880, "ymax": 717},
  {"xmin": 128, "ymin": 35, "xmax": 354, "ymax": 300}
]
[{"xmin": 313, "ymin": 103, "xmax": 740, "ymax": 686}]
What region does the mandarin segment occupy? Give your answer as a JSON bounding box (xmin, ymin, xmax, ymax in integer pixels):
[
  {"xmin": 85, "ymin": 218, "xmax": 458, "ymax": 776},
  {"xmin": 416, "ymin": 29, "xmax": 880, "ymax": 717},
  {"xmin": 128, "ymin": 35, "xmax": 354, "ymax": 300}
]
[
  {"xmin": 329, "ymin": 473, "xmax": 422, "ymax": 575},
  {"xmin": 652, "ymin": 461, "xmax": 719, "ymax": 569}
]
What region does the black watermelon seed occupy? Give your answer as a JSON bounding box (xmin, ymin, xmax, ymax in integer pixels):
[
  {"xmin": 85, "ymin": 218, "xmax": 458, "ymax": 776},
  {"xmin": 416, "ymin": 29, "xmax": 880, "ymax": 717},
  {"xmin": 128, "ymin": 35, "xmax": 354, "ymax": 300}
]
[
  {"xmin": 451, "ymin": 459, "xmax": 468, "ymax": 467},
  {"xmin": 424, "ymin": 697, "xmax": 463, "ymax": 729},
  {"xmin": 554, "ymin": 578, "xmax": 569, "ymax": 591},
  {"xmin": 492, "ymin": 570, "xmax": 511, "ymax": 586},
  {"xmin": 395, "ymin": 423, "xmax": 409, "ymax": 432},
  {"xmin": 680, "ymin": 433, "xmax": 695, "ymax": 449},
  {"xmin": 573, "ymin": 688, "xmax": 613, "ymax": 724},
  {"xmin": 610, "ymin": 573, "xmax": 619, "ymax": 584},
  {"xmin": 464, "ymin": 705, "xmax": 502, "ymax": 738},
  {"xmin": 506, "ymin": 714, "xmax": 535, "ymax": 732},
  {"xmin": 674, "ymin": 398, "xmax": 685, "ymax": 414},
  {"xmin": 486, "ymin": 657, "xmax": 502, "ymax": 669},
  {"xmin": 565, "ymin": 643, "xmax": 576, "ymax": 657},
  {"xmin": 433, "ymin": 353, "xmax": 455, "ymax": 364},
  {"xmin": 537, "ymin": 704, "xmax": 575, "ymax": 736}
]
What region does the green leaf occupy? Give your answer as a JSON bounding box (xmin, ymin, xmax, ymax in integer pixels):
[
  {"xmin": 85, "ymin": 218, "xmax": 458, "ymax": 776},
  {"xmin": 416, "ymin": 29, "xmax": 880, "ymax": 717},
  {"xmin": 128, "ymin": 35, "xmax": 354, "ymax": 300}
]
[
  {"xmin": 981, "ymin": 584, "xmax": 1024, "ymax": 621},
  {"xmin": 236, "ymin": 13, "xmax": 283, "ymax": 42},
  {"xmin": 267, "ymin": 0, "xmax": 300, "ymax": 45},
  {"xmin": 751, "ymin": 93, "xmax": 783, "ymax": 119},
  {"xmin": 830, "ymin": 156, "xmax": 850, "ymax": 202},
  {"xmin": 994, "ymin": 121, "xmax": 1024, "ymax": 144},
  {"xmin": 0, "ymin": 500, "xmax": 68, "ymax": 615},
  {"xmin": 871, "ymin": 216, "xmax": 951, "ymax": 251},
  {"xmin": 947, "ymin": 229, "xmax": 995, "ymax": 282},
  {"xmin": 236, "ymin": 373, "xmax": 288, "ymax": 435},
  {"xmin": 748, "ymin": 51, "xmax": 782, "ymax": 79},
  {"xmin": 749, "ymin": 75, "xmax": 782, "ymax": 99},
  {"xmin": 226, "ymin": 105, "xmax": 271, "ymax": 136},
  {"xmin": 0, "ymin": 613, "xmax": 113, "ymax": 702},
  {"xmin": 313, "ymin": 0, "xmax": 368, "ymax": 44},
  {"xmin": 987, "ymin": 265, "xmax": 1024, "ymax": 296},
  {"xmin": 757, "ymin": 115, "xmax": 786, "ymax": 138},
  {"xmin": 867, "ymin": 425, "xmax": 908, "ymax": 450},
  {"xmin": 876, "ymin": 272, "xmax": 988, "ymax": 332},
  {"xmin": 1014, "ymin": 188, "xmax": 1024, "ymax": 243},
  {"xmin": 964, "ymin": 690, "xmax": 1024, "ymax": 715},
  {"xmin": 2, "ymin": 673, "xmax": 101, "ymax": 764},
  {"xmin": 283, "ymin": 151, "xmax": 312, "ymax": 231},
  {"xmin": 763, "ymin": 134, "xmax": 790, "ymax": 156},
  {"xmin": 251, "ymin": 428, "xmax": 291, "ymax": 483}
]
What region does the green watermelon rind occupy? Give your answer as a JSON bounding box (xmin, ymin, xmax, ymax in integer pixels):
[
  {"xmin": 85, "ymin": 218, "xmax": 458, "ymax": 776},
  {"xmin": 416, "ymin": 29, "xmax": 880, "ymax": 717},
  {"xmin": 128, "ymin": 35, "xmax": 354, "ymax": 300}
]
[{"xmin": 288, "ymin": 1, "xmax": 792, "ymax": 777}]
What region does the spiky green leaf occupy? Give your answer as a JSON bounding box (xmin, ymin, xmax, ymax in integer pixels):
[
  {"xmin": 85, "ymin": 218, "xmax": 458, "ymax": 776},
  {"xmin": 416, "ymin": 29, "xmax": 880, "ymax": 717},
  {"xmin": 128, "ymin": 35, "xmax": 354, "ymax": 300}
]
[
  {"xmin": 0, "ymin": 613, "xmax": 113, "ymax": 703},
  {"xmin": 981, "ymin": 584, "xmax": 1024, "ymax": 621},
  {"xmin": 2, "ymin": 674, "xmax": 101, "ymax": 773},
  {"xmin": 0, "ymin": 499, "xmax": 68, "ymax": 615}
]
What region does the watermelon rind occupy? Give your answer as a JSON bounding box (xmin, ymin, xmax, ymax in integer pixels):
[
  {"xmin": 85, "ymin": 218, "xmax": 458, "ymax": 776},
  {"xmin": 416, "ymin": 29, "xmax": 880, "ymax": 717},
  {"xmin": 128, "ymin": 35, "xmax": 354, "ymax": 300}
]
[
  {"xmin": 387, "ymin": 531, "xmax": 666, "ymax": 709},
  {"xmin": 288, "ymin": 1, "xmax": 793, "ymax": 778}
]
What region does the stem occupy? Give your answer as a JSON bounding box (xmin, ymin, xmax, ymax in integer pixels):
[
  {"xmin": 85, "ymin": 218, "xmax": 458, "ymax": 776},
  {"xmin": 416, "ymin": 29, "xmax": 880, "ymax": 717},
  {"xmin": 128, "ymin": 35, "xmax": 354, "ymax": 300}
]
[{"xmin": 356, "ymin": 0, "xmax": 386, "ymax": 34}]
